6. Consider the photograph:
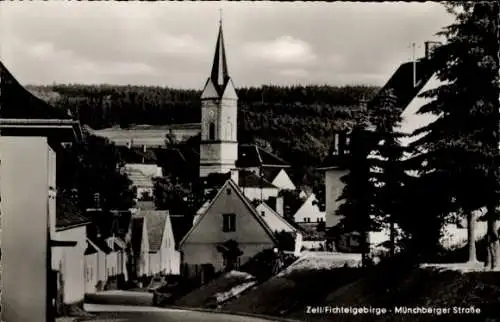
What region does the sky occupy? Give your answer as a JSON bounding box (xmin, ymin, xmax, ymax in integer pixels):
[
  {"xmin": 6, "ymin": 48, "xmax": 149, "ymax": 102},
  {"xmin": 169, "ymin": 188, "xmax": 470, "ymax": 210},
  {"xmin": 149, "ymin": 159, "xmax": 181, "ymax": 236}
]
[{"xmin": 0, "ymin": 2, "xmax": 455, "ymax": 89}]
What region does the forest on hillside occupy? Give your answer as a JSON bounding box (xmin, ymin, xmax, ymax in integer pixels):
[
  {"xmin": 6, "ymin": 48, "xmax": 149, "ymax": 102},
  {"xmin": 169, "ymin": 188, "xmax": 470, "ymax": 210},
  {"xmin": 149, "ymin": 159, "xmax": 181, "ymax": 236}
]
[{"xmin": 28, "ymin": 84, "xmax": 379, "ymax": 185}]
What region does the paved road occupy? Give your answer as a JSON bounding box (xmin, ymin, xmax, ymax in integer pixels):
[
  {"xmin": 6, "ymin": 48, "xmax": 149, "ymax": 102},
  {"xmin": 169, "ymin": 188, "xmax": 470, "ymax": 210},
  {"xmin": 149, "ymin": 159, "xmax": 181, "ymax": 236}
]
[
  {"xmin": 81, "ymin": 305, "xmax": 281, "ymax": 322},
  {"xmin": 81, "ymin": 291, "xmax": 282, "ymax": 322}
]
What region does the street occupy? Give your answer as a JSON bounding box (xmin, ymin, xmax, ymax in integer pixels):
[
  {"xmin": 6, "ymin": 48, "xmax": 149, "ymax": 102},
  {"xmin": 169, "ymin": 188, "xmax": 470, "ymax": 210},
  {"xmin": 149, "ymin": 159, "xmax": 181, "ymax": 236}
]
[{"xmin": 80, "ymin": 291, "xmax": 283, "ymax": 322}]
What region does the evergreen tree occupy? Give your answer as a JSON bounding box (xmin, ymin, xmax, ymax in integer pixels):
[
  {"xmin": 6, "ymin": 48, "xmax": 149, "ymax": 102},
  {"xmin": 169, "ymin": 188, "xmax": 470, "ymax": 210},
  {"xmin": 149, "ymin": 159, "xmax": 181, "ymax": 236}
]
[
  {"xmin": 410, "ymin": 3, "xmax": 499, "ymax": 266},
  {"xmin": 369, "ymin": 89, "xmax": 409, "ymax": 256},
  {"xmin": 335, "ymin": 116, "xmax": 378, "ymax": 266}
]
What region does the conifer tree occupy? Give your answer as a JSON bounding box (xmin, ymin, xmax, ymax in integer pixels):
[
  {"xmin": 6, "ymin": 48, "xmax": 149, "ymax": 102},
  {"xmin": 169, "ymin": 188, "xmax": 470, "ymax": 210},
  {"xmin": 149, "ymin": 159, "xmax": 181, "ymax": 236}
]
[
  {"xmin": 410, "ymin": 2, "xmax": 499, "ymax": 266},
  {"xmin": 336, "ymin": 115, "xmax": 378, "ymax": 266},
  {"xmin": 369, "ymin": 89, "xmax": 409, "ymax": 256}
]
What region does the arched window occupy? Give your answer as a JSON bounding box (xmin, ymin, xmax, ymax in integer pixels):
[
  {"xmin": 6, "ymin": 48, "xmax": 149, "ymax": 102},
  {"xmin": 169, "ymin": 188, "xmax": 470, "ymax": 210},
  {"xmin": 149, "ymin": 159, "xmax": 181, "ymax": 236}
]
[{"xmin": 209, "ymin": 122, "xmax": 216, "ymax": 140}]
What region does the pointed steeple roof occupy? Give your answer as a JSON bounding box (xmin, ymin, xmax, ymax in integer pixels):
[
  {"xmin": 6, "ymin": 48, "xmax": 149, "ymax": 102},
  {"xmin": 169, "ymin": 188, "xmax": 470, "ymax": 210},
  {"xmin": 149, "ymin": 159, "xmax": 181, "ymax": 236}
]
[
  {"xmin": 201, "ymin": 17, "xmax": 237, "ymax": 100},
  {"xmin": 211, "ymin": 20, "xmax": 229, "ymax": 89}
]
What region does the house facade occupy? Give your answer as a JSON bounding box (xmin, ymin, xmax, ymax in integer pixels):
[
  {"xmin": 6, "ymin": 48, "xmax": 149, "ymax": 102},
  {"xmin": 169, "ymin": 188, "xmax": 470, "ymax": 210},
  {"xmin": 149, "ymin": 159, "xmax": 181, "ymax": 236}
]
[
  {"xmin": 130, "ymin": 216, "xmax": 150, "ymax": 281},
  {"xmin": 255, "ymin": 202, "xmax": 303, "ymax": 255},
  {"xmin": 51, "ymin": 202, "xmax": 90, "ymax": 310},
  {"xmin": 293, "ymin": 193, "xmax": 326, "ymax": 224},
  {"xmin": 179, "ymin": 179, "xmax": 278, "ymax": 274},
  {"xmin": 134, "ymin": 209, "xmax": 181, "ymax": 276}
]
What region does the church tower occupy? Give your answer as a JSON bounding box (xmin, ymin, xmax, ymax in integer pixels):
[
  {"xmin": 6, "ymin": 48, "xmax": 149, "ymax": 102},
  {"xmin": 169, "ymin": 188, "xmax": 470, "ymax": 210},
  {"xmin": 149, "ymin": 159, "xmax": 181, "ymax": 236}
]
[{"xmin": 199, "ymin": 17, "xmax": 238, "ymax": 179}]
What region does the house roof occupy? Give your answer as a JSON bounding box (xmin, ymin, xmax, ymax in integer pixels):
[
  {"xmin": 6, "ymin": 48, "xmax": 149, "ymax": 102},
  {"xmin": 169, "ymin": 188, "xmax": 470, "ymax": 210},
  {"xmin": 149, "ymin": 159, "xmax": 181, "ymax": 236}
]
[
  {"xmin": 0, "ymin": 61, "xmax": 74, "ymax": 120},
  {"xmin": 56, "ymin": 194, "xmax": 91, "ymax": 231},
  {"xmin": 260, "ymin": 168, "xmax": 282, "ymax": 182},
  {"xmin": 236, "ymin": 144, "xmax": 289, "ymax": 168},
  {"xmin": 179, "ymin": 179, "xmax": 279, "ymax": 247},
  {"xmin": 256, "ymin": 202, "xmax": 298, "ymax": 234},
  {"xmin": 84, "ymin": 239, "xmax": 99, "ymax": 255},
  {"xmin": 87, "ymin": 236, "xmax": 113, "ymax": 254},
  {"xmin": 134, "ymin": 210, "xmax": 170, "ymax": 253},
  {"xmin": 238, "ymin": 170, "xmax": 278, "ymax": 189},
  {"xmin": 318, "ymin": 59, "xmax": 434, "ymax": 171},
  {"xmin": 367, "ymin": 59, "xmax": 434, "ymax": 113}
]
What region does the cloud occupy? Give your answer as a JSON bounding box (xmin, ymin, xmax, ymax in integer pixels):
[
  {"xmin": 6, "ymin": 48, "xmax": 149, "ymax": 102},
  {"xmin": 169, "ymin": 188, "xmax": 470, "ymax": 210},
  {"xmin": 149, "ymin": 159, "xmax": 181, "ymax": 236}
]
[
  {"xmin": 279, "ymin": 68, "xmax": 309, "ymax": 78},
  {"xmin": 243, "ymin": 36, "xmax": 316, "ymax": 65}
]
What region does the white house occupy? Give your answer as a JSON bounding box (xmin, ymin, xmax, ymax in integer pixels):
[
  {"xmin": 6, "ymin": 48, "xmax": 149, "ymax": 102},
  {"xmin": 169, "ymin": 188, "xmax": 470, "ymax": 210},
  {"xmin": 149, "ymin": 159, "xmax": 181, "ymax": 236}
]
[
  {"xmin": 52, "ymin": 199, "xmax": 91, "ymax": 310},
  {"xmin": 131, "ymin": 216, "xmax": 150, "ymax": 281},
  {"xmin": 239, "ymin": 170, "xmax": 280, "ymax": 202},
  {"xmin": 293, "ymin": 193, "xmax": 326, "ymax": 224},
  {"xmin": 255, "ymin": 202, "xmax": 303, "ymax": 256},
  {"xmin": 135, "ymin": 209, "xmax": 181, "ymax": 276},
  {"xmin": 84, "ymin": 238, "xmax": 106, "ymax": 293},
  {"xmin": 179, "ymin": 179, "xmax": 278, "ymax": 274}
]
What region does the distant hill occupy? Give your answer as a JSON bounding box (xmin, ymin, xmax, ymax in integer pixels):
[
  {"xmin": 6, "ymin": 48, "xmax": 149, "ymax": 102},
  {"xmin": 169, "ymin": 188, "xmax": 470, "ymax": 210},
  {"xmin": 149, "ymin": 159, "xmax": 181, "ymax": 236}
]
[{"xmin": 28, "ymin": 84, "xmax": 379, "ymax": 186}]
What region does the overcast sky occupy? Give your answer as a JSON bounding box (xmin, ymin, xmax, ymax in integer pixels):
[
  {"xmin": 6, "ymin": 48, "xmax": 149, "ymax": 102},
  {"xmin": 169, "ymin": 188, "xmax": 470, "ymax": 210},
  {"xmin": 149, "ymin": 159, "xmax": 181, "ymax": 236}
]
[{"xmin": 0, "ymin": 2, "xmax": 454, "ymax": 89}]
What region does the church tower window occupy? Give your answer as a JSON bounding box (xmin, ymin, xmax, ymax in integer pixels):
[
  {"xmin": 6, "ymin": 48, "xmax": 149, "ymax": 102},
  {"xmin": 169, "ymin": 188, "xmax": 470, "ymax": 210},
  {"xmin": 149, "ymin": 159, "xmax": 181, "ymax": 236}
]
[{"xmin": 209, "ymin": 122, "xmax": 216, "ymax": 140}]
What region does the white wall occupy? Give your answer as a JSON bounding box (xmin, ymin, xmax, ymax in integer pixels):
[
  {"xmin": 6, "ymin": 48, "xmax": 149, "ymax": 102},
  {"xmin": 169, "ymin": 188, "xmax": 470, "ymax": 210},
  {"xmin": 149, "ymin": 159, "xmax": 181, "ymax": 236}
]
[
  {"xmin": 324, "ymin": 169, "xmax": 347, "ymax": 227},
  {"xmin": 124, "ymin": 164, "xmax": 163, "ymax": 178},
  {"xmin": 1, "ymin": 137, "xmax": 51, "ymax": 322},
  {"xmin": 293, "ymin": 194, "xmax": 326, "ymax": 223},
  {"xmin": 53, "ymin": 226, "xmax": 87, "ymax": 305},
  {"xmin": 272, "ymin": 169, "xmax": 296, "ymax": 191},
  {"xmin": 84, "ymin": 254, "xmax": 98, "ymax": 294},
  {"xmin": 242, "ymin": 187, "xmax": 278, "ymax": 202}
]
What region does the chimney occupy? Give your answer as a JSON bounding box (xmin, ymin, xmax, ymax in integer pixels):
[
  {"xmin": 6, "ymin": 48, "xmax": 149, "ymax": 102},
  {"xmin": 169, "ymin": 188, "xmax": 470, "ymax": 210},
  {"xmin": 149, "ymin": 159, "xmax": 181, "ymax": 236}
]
[
  {"xmin": 425, "ymin": 41, "xmax": 442, "ymax": 60},
  {"xmin": 275, "ymin": 196, "xmax": 284, "ymax": 216}
]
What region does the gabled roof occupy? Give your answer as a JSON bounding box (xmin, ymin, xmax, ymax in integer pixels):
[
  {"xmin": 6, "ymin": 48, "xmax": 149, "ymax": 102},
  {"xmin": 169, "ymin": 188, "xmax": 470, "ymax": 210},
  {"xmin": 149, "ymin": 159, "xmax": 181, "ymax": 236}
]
[
  {"xmin": 134, "ymin": 210, "xmax": 170, "ymax": 253},
  {"xmin": 56, "ymin": 194, "xmax": 91, "ymax": 231},
  {"xmin": 84, "ymin": 239, "xmax": 99, "ymax": 255},
  {"xmin": 179, "ymin": 179, "xmax": 278, "ymax": 247},
  {"xmin": 256, "ymin": 202, "xmax": 298, "ymax": 234},
  {"xmin": 0, "ymin": 61, "xmax": 74, "ymax": 120},
  {"xmin": 87, "ymin": 236, "xmax": 113, "ymax": 254},
  {"xmin": 239, "ymin": 170, "xmax": 278, "ymax": 189},
  {"xmin": 236, "ymin": 144, "xmax": 289, "ymax": 168},
  {"xmin": 260, "ymin": 168, "xmax": 282, "ymax": 182},
  {"xmin": 368, "ymin": 59, "xmax": 434, "ymax": 113}
]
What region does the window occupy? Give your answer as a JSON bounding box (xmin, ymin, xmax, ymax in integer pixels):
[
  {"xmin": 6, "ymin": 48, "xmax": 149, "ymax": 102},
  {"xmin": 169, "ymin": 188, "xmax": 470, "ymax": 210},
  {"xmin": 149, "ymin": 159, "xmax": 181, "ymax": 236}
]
[
  {"xmin": 261, "ymin": 211, "xmax": 265, "ymax": 217},
  {"xmin": 222, "ymin": 214, "xmax": 236, "ymax": 232},
  {"xmin": 209, "ymin": 123, "xmax": 216, "ymax": 140},
  {"xmin": 227, "ymin": 188, "xmax": 232, "ymax": 195}
]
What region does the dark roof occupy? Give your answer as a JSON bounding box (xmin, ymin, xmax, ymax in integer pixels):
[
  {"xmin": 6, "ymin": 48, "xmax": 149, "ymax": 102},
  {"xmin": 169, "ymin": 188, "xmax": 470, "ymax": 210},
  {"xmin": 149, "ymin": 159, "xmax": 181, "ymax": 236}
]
[
  {"xmin": 135, "ymin": 210, "xmax": 169, "ymax": 253},
  {"xmin": 84, "ymin": 240, "xmax": 99, "ymax": 255},
  {"xmin": 368, "ymin": 59, "xmax": 434, "ymax": 113},
  {"xmin": 260, "ymin": 167, "xmax": 282, "ymax": 182},
  {"xmin": 236, "ymin": 144, "xmax": 289, "ymax": 168},
  {"xmin": 0, "ymin": 61, "xmax": 73, "ymax": 120},
  {"xmin": 87, "ymin": 236, "xmax": 113, "ymax": 254},
  {"xmin": 56, "ymin": 194, "xmax": 91, "ymax": 231},
  {"xmin": 319, "ymin": 59, "xmax": 434, "ymax": 170},
  {"xmin": 131, "ymin": 217, "xmax": 145, "ymax": 255},
  {"xmin": 209, "ymin": 21, "xmax": 230, "ymax": 97},
  {"xmin": 239, "ymin": 170, "xmax": 277, "ymax": 189},
  {"xmin": 117, "ymin": 146, "xmax": 158, "ymax": 164}
]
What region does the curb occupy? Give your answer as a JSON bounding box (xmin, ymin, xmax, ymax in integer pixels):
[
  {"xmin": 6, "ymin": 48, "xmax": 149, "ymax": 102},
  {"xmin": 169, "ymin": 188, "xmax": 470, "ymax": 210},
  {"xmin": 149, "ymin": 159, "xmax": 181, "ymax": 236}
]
[{"xmin": 167, "ymin": 305, "xmax": 302, "ymax": 322}]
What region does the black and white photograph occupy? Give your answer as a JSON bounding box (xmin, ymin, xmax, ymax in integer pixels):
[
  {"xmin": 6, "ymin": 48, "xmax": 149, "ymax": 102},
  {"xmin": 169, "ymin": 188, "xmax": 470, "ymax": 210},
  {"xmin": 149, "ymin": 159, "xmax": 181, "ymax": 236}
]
[{"xmin": 0, "ymin": 1, "xmax": 498, "ymax": 322}]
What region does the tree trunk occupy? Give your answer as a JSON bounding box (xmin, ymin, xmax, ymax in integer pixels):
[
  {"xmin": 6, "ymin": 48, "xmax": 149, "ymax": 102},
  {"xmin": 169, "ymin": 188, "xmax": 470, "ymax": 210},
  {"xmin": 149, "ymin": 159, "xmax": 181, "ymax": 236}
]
[
  {"xmin": 467, "ymin": 210, "xmax": 478, "ymax": 263},
  {"xmin": 485, "ymin": 205, "xmax": 499, "ymax": 270},
  {"xmin": 390, "ymin": 218, "xmax": 396, "ymax": 257}
]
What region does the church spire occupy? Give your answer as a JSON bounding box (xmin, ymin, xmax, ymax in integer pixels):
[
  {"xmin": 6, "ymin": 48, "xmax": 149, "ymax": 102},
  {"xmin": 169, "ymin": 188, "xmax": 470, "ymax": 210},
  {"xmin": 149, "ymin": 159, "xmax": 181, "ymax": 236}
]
[{"xmin": 210, "ymin": 11, "xmax": 229, "ymax": 90}]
